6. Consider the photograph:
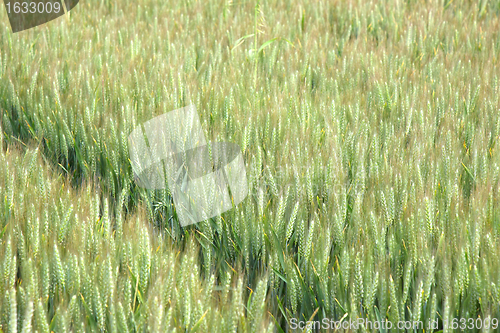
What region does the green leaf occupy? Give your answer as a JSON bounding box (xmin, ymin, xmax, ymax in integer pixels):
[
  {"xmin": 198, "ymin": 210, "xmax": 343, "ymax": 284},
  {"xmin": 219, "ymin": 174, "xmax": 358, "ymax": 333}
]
[
  {"xmin": 231, "ymin": 34, "xmax": 255, "ymax": 52},
  {"xmin": 275, "ymin": 295, "xmax": 289, "ymax": 323},
  {"xmin": 271, "ymin": 266, "xmax": 288, "ymax": 284},
  {"xmin": 268, "ymin": 312, "xmax": 285, "ymax": 333},
  {"xmin": 0, "ymin": 223, "xmax": 8, "ymax": 240},
  {"xmin": 80, "ymin": 294, "xmax": 98, "ymax": 330},
  {"xmin": 269, "ymin": 226, "xmax": 285, "ymax": 272},
  {"xmin": 461, "ymin": 162, "xmax": 475, "ymax": 183},
  {"xmin": 281, "ymin": 38, "xmax": 295, "ymax": 48},
  {"xmin": 189, "ymin": 309, "xmax": 208, "ymax": 333},
  {"xmin": 258, "ymin": 38, "xmax": 277, "ymax": 54},
  {"xmin": 334, "ymin": 298, "xmax": 348, "ymax": 314},
  {"xmin": 49, "ymin": 311, "xmax": 57, "ymax": 332},
  {"xmin": 246, "ymin": 289, "xmax": 253, "ymax": 317},
  {"xmin": 374, "ymin": 306, "xmax": 387, "ymax": 333}
]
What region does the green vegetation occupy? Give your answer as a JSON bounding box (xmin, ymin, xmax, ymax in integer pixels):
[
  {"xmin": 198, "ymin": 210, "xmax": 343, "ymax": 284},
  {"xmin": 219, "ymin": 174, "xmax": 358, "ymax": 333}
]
[{"xmin": 1, "ymin": 0, "xmax": 500, "ymax": 331}]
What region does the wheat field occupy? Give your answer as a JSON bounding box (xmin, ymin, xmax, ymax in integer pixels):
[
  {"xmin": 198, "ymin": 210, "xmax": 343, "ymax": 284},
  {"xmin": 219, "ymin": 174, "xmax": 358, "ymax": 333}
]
[{"xmin": 1, "ymin": 0, "xmax": 500, "ymax": 332}]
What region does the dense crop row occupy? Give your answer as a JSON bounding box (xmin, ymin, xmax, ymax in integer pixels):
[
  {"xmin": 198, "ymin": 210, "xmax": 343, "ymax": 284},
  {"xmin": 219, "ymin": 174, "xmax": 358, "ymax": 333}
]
[
  {"xmin": 1, "ymin": 0, "xmax": 500, "ymax": 331},
  {"xmin": 0, "ymin": 145, "xmax": 273, "ymax": 332}
]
